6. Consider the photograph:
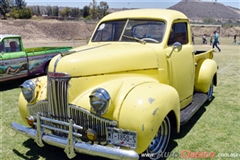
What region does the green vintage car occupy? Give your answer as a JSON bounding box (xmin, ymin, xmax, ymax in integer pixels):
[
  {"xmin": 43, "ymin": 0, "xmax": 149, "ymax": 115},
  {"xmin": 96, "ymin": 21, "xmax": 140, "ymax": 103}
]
[{"xmin": 0, "ymin": 34, "xmax": 72, "ymax": 82}]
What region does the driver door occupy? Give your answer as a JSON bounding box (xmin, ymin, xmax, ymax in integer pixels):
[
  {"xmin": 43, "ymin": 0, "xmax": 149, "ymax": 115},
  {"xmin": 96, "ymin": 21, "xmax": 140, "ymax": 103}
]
[
  {"xmin": 0, "ymin": 37, "xmax": 28, "ymax": 82},
  {"xmin": 167, "ymin": 21, "xmax": 195, "ymax": 109}
]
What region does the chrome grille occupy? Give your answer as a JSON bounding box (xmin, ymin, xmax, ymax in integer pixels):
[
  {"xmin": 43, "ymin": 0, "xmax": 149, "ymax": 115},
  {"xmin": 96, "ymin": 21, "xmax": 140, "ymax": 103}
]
[
  {"xmin": 28, "ymin": 100, "xmax": 49, "ymax": 117},
  {"xmin": 69, "ymin": 105, "xmax": 117, "ymax": 141},
  {"xmin": 28, "ymin": 101, "xmax": 117, "ymax": 141},
  {"xmin": 28, "ymin": 72, "xmax": 117, "ymax": 141},
  {"xmin": 47, "ymin": 73, "xmax": 71, "ymax": 121}
]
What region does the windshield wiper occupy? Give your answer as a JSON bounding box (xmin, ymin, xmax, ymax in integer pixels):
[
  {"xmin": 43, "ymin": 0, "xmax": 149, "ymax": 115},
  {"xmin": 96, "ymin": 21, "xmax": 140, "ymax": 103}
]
[{"xmin": 122, "ymin": 35, "xmax": 146, "ymax": 44}]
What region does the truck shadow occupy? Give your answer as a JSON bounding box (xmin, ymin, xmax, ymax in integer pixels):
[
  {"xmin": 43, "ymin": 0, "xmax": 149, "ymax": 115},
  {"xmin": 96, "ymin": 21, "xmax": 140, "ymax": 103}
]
[
  {"xmin": 0, "ymin": 76, "xmax": 38, "ymax": 91},
  {"xmin": 164, "ymin": 97, "xmax": 215, "ymax": 159},
  {"xmin": 175, "ymin": 97, "xmax": 215, "ymax": 139}
]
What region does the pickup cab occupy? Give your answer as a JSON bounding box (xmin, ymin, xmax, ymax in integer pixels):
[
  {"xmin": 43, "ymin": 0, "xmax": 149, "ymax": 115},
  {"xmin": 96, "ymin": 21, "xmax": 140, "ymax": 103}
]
[
  {"xmin": 0, "ymin": 34, "xmax": 72, "ymax": 82},
  {"xmin": 11, "ymin": 9, "xmax": 217, "ymax": 160}
]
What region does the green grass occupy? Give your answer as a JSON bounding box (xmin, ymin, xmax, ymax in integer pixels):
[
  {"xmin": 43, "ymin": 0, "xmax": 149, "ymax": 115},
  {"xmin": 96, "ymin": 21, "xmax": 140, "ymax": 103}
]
[{"xmin": 1, "ymin": 39, "xmax": 240, "ymax": 160}]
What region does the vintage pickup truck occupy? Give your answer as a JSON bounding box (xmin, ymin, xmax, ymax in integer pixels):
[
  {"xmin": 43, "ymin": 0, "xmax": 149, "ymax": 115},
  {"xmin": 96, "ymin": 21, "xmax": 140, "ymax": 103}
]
[
  {"xmin": 0, "ymin": 34, "xmax": 72, "ymax": 82},
  {"xmin": 11, "ymin": 9, "xmax": 217, "ymax": 160}
]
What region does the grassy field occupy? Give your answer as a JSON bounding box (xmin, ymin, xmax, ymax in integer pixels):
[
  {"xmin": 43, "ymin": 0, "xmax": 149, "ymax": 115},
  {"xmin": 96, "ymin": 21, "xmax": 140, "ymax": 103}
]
[{"xmin": 0, "ymin": 38, "xmax": 239, "ymax": 160}]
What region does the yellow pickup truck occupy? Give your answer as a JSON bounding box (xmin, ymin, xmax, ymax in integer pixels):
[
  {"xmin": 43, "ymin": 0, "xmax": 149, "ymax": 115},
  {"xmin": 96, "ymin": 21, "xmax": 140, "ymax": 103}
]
[{"xmin": 11, "ymin": 9, "xmax": 217, "ymax": 160}]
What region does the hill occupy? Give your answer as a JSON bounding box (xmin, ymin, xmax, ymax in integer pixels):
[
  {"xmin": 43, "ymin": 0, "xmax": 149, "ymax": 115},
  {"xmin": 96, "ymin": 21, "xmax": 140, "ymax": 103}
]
[{"xmin": 169, "ymin": 0, "xmax": 240, "ymax": 23}]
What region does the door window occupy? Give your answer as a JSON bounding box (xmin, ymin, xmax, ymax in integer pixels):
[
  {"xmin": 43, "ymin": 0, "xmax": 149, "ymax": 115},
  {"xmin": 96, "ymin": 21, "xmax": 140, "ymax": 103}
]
[
  {"xmin": 168, "ymin": 22, "xmax": 188, "ymax": 46},
  {"xmin": 3, "ymin": 38, "xmax": 22, "ymax": 52}
]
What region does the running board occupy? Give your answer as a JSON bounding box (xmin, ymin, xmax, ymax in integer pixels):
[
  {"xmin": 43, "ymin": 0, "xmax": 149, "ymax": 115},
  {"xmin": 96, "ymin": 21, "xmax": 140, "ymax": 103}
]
[{"xmin": 180, "ymin": 93, "xmax": 208, "ymax": 125}]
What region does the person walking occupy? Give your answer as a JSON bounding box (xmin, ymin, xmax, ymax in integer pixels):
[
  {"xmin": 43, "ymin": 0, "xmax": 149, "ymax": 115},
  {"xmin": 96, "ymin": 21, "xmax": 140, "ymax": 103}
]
[
  {"xmin": 233, "ymin": 34, "xmax": 237, "ymax": 44},
  {"xmin": 192, "ymin": 33, "xmax": 195, "ymax": 45},
  {"xmin": 212, "ymin": 31, "xmax": 221, "ymax": 52},
  {"xmin": 209, "ymin": 35, "xmax": 213, "ymax": 45}
]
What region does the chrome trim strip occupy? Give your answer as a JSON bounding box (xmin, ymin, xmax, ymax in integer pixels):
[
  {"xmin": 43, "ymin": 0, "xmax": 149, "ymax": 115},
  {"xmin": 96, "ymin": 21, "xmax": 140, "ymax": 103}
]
[
  {"xmin": 53, "ymin": 55, "xmax": 62, "ymax": 72},
  {"xmin": 11, "ymin": 122, "xmax": 139, "ymax": 160}
]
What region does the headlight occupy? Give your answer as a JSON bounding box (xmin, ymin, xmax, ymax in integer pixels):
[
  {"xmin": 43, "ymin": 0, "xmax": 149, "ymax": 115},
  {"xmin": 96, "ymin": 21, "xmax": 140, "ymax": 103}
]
[
  {"xmin": 20, "ymin": 80, "xmax": 36, "ymax": 103},
  {"xmin": 89, "ymin": 88, "xmax": 111, "ymax": 116}
]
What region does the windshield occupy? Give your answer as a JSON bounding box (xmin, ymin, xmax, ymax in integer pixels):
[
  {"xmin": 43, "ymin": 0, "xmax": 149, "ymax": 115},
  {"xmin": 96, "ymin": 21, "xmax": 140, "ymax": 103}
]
[{"xmin": 91, "ymin": 19, "xmax": 165, "ymax": 43}]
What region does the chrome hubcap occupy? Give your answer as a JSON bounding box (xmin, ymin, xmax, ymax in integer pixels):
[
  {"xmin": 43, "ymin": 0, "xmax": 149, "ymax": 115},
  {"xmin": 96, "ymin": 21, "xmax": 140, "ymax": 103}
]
[
  {"xmin": 146, "ymin": 116, "xmax": 171, "ymax": 160},
  {"xmin": 208, "ymin": 82, "xmax": 213, "ymax": 101}
]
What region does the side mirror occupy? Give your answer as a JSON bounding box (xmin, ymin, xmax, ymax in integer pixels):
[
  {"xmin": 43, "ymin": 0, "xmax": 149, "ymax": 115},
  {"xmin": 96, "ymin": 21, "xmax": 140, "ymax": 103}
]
[{"xmin": 168, "ymin": 42, "xmax": 182, "ymax": 58}]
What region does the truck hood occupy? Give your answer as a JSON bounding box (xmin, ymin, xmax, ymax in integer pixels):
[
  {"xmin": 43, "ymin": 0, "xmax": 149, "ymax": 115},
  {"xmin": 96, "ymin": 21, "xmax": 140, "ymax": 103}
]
[{"xmin": 53, "ymin": 43, "xmax": 158, "ymax": 76}]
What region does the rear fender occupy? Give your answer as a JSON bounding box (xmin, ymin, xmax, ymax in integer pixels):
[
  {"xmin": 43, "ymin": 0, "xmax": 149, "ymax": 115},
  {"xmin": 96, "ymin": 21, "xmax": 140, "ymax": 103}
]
[
  {"xmin": 118, "ymin": 82, "xmax": 180, "ymax": 153},
  {"xmin": 195, "ymin": 59, "xmax": 217, "ymax": 93}
]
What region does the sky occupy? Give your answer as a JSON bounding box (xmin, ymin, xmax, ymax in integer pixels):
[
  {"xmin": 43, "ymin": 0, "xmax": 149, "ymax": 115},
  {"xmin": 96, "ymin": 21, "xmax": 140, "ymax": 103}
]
[{"xmin": 24, "ymin": 0, "xmax": 240, "ymax": 9}]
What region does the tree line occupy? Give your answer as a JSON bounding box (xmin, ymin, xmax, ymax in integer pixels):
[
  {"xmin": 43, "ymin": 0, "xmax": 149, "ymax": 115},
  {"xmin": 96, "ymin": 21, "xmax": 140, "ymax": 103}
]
[{"xmin": 0, "ymin": 0, "xmax": 109, "ymax": 20}]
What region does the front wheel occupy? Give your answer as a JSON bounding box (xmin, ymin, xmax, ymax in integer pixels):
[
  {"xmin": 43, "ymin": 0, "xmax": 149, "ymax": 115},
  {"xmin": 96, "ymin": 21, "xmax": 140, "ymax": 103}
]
[{"xmin": 142, "ymin": 116, "xmax": 171, "ymax": 160}]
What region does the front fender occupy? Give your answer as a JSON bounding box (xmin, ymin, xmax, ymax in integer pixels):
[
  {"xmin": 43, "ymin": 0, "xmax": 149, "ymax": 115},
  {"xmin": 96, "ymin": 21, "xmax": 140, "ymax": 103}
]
[
  {"xmin": 195, "ymin": 59, "xmax": 217, "ymax": 92},
  {"xmin": 18, "ymin": 76, "xmax": 48, "ymax": 125},
  {"xmin": 118, "ymin": 82, "xmax": 180, "ymax": 154}
]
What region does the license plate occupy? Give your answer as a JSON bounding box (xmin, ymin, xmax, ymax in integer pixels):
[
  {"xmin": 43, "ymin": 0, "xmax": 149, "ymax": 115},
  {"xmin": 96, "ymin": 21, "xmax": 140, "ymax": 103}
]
[{"xmin": 107, "ymin": 127, "xmax": 137, "ymax": 149}]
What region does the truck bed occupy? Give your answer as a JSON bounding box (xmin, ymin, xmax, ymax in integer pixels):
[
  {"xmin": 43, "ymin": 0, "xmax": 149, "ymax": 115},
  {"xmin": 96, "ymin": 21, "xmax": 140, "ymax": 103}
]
[{"xmin": 194, "ymin": 49, "xmax": 214, "ymax": 63}]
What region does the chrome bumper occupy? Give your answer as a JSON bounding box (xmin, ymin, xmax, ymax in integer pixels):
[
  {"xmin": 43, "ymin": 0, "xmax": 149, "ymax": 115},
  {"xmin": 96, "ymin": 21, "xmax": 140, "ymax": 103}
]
[{"xmin": 10, "ymin": 122, "xmax": 139, "ymax": 160}]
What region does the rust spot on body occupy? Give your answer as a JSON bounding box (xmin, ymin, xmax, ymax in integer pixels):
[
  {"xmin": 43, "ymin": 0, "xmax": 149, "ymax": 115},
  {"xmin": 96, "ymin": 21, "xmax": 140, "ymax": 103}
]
[
  {"xmin": 142, "ymin": 124, "xmax": 144, "ymax": 131},
  {"xmin": 148, "ymin": 97, "xmax": 155, "ymax": 104},
  {"xmin": 152, "ymin": 108, "xmax": 158, "ymax": 115}
]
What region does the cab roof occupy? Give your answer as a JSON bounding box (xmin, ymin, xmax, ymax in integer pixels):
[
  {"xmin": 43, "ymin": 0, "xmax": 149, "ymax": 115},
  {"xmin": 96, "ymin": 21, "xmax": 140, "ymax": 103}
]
[
  {"xmin": 0, "ymin": 34, "xmax": 21, "ymax": 40},
  {"xmin": 101, "ymin": 9, "xmax": 188, "ymax": 22}
]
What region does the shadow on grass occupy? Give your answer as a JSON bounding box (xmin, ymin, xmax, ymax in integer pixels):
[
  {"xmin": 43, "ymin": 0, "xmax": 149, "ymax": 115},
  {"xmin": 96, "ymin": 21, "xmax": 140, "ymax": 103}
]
[
  {"xmin": 176, "ymin": 96, "xmax": 215, "ymax": 139},
  {"xmin": 13, "ymin": 139, "xmax": 111, "ymax": 160},
  {"xmin": 0, "ymin": 75, "xmax": 43, "ymax": 91},
  {"xmin": 0, "ymin": 77, "xmax": 29, "ymax": 91},
  {"xmin": 162, "ymin": 96, "xmax": 216, "ymax": 160}
]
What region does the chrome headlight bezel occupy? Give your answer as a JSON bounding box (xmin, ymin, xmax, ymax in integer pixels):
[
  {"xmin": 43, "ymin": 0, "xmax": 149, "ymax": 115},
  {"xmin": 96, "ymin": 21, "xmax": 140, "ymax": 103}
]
[
  {"xmin": 20, "ymin": 80, "xmax": 36, "ymax": 103},
  {"xmin": 89, "ymin": 88, "xmax": 111, "ymax": 116}
]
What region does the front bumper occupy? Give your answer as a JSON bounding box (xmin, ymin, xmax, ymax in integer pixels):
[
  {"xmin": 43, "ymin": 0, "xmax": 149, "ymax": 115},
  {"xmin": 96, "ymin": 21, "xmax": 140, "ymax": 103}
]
[{"xmin": 10, "ymin": 122, "xmax": 139, "ymax": 160}]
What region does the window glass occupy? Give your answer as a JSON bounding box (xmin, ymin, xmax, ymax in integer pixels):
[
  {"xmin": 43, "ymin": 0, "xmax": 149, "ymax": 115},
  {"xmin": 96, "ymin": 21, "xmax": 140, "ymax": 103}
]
[
  {"xmin": 168, "ymin": 22, "xmax": 188, "ymax": 46},
  {"xmin": 123, "ymin": 20, "xmax": 165, "ymax": 43},
  {"xmin": 3, "ymin": 38, "xmax": 22, "ymax": 52},
  {"xmin": 92, "ymin": 20, "xmax": 126, "ymax": 41},
  {"xmin": 92, "ymin": 19, "xmax": 166, "ymax": 43}
]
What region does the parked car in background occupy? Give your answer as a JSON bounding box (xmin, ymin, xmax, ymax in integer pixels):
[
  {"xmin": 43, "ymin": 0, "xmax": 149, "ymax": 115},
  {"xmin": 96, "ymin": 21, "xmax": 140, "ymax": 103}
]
[
  {"xmin": 11, "ymin": 9, "xmax": 217, "ymax": 160},
  {"xmin": 0, "ymin": 34, "xmax": 72, "ymax": 82}
]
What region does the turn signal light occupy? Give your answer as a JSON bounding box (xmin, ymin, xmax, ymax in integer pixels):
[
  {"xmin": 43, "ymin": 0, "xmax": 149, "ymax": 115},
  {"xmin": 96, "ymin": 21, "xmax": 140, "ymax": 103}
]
[
  {"xmin": 25, "ymin": 115, "xmax": 35, "ymax": 126},
  {"xmin": 86, "ymin": 129, "xmax": 97, "ymax": 141}
]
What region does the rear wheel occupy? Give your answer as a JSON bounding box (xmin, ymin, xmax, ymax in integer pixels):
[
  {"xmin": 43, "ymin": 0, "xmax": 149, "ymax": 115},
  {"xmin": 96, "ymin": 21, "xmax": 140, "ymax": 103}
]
[
  {"xmin": 207, "ymin": 81, "xmax": 214, "ymax": 101},
  {"xmin": 142, "ymin": 116, "xmax": 171, "ymax": 160}
]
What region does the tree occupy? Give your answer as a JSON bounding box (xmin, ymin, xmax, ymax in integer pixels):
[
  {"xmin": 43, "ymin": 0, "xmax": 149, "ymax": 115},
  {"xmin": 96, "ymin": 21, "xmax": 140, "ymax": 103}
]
[
  {"xmin": 0, "ymin": 0, "xmax": 11, "ymax": 19},
  {"xmin": 29, "ymin": 5, "xmax": 41, "ymax": 15},
  {"xmin": 98, "ymin": 1, "xmax": 109, "ymax": 19},
  {"xmin": 11, "ymin": 7, "xmax": 31, "ymax": 19},
  {"xmin": 36, "ymin": 5, "xmax": 40, "ymax": 15},
  {"xmin": 60, "ymin": 7, "xmax": 71, "ymax": 17},
  {"xmin": 89, "ymin": 0, "xmax": 98, "ymax": 19},
  {"xmin": 46, "ymin": 5, "xmax": 52, "ymax": 16},
  {"xmin": 71, "ymin": 7, "xmax": 81, "ymax": 18},
  {"xmin": 52, "ymin": 6, "xmax": 59, "ymax": 16},
  {"xmin": 82, "ymin": 5, "xmax": 90, "ymax": 18},
  {"xmin": 14, "ymin": 0, "xmax": 26, "ymax": 9}
]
